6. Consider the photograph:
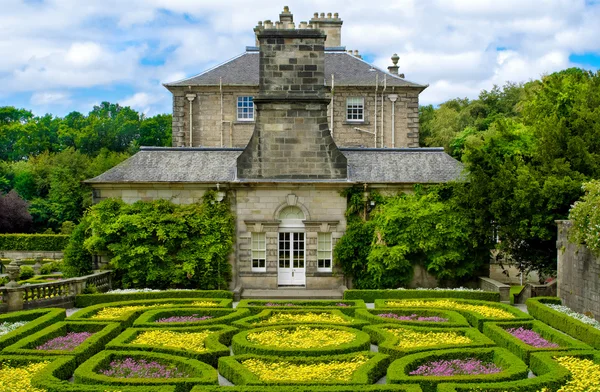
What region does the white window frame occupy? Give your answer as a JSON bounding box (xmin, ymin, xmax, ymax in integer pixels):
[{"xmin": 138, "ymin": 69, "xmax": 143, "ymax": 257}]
[
  {"xmin": 317, "ymin": 232, "xmax": 333, "ymax": 272},
  {"xmin": 237, "ymin": 96, "xmax": 254, "ymax": 121},
  {"xmin": 346, "ymin": 97, "xmax": 365, "ymax": 122},
  {"xmin": 251, "ymin": 232, "xmax": 266, "ymax": 272}
]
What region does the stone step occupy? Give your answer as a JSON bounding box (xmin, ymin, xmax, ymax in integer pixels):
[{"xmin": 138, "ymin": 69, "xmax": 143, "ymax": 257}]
[{"xmin": 241, "ymin": 288, "xmax": 343, "ymax": 300}]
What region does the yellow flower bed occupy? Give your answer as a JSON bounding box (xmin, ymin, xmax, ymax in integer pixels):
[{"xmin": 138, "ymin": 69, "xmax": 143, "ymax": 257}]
[
  {"xmin": 90, "ymin": 300, "xmax": 217, "ymax": 319},
  {"xmin": 0, "ymin": 361, "xmax": 49, "ymax": 392},
  {"xmin": 553, "ymin": 356, "xmax": 600, "ymax": 392},
  {"xmin": 383, "ymin": 327, "xmax": 472, "ymax": 348},
  {"xmin": 131, "ymin": 330, "xmax": 211, "ymax": 352},
  {"xmin": 385, "ymin": 300, "xmax": 515, "ymax": 319},
  {"xmin": 241, "ymin": 354, "xmax": 370, "ymax": 382},
  {"xmin": 246, "ymin": 326, "xmax": 356, "ymax": 349},
  {"xmin": 252, "ymin": 312, "xmax": 349, "ymax": 326},
  {"xmin": 190, "ymin": 301, "xmax": 219, "ymax": 307}
]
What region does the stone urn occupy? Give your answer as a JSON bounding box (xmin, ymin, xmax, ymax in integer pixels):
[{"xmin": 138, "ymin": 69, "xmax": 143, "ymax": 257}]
[{"xmin": 5, "ymin": 259, "xmax": 22, "ymax": 288}]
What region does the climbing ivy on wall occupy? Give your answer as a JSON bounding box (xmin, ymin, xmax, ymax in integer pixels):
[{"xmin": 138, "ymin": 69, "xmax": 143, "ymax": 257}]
[
  {"xmin": 569, "ymin": 180, "xmax": 600, "ymax": 255},
  {"xmin": 63, "ymin": 191, "xmax": 234, "ymax": 289}
]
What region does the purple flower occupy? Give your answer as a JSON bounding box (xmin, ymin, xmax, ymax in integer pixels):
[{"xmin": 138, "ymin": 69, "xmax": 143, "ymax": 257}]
[
  {"xmin": 155, "ymin": 314, "xmax": 213, "ymax": 323},
  {"xmin": 264, "ymin": 302, "xmax": 297, "ymax": 307},
  {"xmin": 505, "ymin": 327, "xmax": 559, "ymax": 348},
  {"xmin": 336, "ymin": 303, "xmax": 350, "ymax": 307},
  {"xmin": 99, "ymin": 357, "xmax": 189, "ymax": 379},
  {"xmin": 409, "ymin": 358, "xmax": 502, "ymax": 376},
  {"xmin": 35, "ymin": 331, "xmax": 94, "ymax": 351},
  {"xmin": 378, "ymin": 313, "xmax": 449, "ymax": 322}
]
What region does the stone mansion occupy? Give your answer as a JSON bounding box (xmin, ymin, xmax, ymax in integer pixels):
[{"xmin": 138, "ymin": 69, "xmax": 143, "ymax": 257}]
[{"xmin": 87, "ymin": 7, "xmax": 463, "ymax": 295}]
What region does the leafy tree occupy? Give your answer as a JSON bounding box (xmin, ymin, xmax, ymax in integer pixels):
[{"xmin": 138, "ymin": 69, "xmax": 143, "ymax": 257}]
[
  {"xmin": 0, "ymin": 190, "xmax": 32, "ymax": 233},
  {"xmin": 569, "ymin": 180, "xmax": 600, "ymax": 255}
]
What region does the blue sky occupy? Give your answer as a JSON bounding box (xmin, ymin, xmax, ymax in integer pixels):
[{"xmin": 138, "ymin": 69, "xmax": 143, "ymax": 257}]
[{"xmin": 1, "ymin": 0, "xmax": 599, "ymax": 117}]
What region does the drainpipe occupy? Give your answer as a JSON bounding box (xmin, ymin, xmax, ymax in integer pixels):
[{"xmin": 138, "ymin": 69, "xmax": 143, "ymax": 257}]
[
  {"xmin": 220, "ymin": 77, "xmax": 224, "ymax": 147},
  {"xmin": 330, "ymin": 74, "xmax": 335, "ymax": 138},
  {"xmin": 388, "ymin": 94, "xmax": 398, "ymax": 148},
  {"xmin": 374, "ymin": 73, "xmax": 378, "ymax": 148},
  {"xmin": 381, "ymin": 75, "xmax": 386, "ymax": 147},
  {"xmin": 185, "ymin": 94, "xmax": 196, "ymax": 147}
]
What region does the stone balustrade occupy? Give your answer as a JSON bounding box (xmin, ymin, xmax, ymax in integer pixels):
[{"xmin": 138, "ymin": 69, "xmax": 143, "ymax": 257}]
[{"xmin": 478, "ymin": 276, "xmax": 511, "ymax": 303}]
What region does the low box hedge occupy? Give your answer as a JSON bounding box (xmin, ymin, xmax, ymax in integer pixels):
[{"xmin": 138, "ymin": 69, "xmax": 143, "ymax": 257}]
[
  {"xmin": 0, "ymin": 308, "xmax": 66, "ymax": 349},
  {"xmin": 236, "ymin": 299, "xmax": 366, "ymax": 316},
  {"xmin": 106, "ymin": 325, "xmax": 237, "ymax": 367},
  {"xmin": 375, "ymin": 298, "xmax": 532, "ymax": 331},
  {"xmin": 354, "ymin": 308, "xmax": 470, "ymax": 328},
  {"xmin": 74, "ymin": 350, "xmax": 218, "ymax": 392},
  {"xmin": 75, "ymin": 290, "xmax": 233, "ymax": 307},
  {"xmin": 133, "ymin": 308, "xmax": 251, "ymax": 328},
  {"xmin": 190, "ymin": 386, "xmax": 423, "ymax": 392},
  {"xmin": 483, "ymin": 320, "xmax": 591, "ymax": 364},
  {"xmin": 0, "ymin": 234, "xmax": 69, "ymax": 251},
  {"xmin": 344, "ymin": 289, "xmax": 500, "ymax": 302},
  {"xmin": 68, "ymin": 298, "xmax": 232, "ymax": 326},
  {"xmin": 2, "ymin": 321, "xmax": 121, "ymax": 365},
  {"xmin": 364, "ymin": 324, "xmax": 496, "ymax": 360},
  {"xmin": 526, "ymin": 296, "xmax": 600, "ymax": 349},
  {"xmin": 231, "ymin": 324, "xmax": 370, "ymax": 357},
  {"xmin": 232, "ymin": 309, "xmax": 369, "ymax": 330},
  {"xmin": 218, "ymin": 351, "xmax": 389, "ymax": 385},
  {"xmin": 436, "ymin": 350, "xmax": 598, "ymax": 392},
  {"xmin": 387, "ymin": 347, "xmax": 529, "ymax": 392}
]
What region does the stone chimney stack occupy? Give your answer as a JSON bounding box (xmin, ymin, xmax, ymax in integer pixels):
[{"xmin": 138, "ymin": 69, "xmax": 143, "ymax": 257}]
[
  {"xmin": 309, "ymin": 11, "xmax": 343, "ymax": 47},
  {"xmin": 237, "ymin": 13, "xmax": 347, "ymax": 180}
]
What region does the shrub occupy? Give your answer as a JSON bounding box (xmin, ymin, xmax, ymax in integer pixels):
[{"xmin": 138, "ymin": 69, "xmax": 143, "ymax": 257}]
[
  {"xmin": 231, "ymin": 324, "xmax": 370, "ymax": 357},
  {"xmin": 73, "ymin": 350, "xmax": 218, "ymax": 392},
  {"xmin": 0, "ymin": 308, "xmax": 66, "ymax": 350},
  {"xmin": 75, "ymin": 290, "xmax": 233, "ymax": 308},
  {"xmin": 386, "ymin": 347, "xmax": 528, "ymax": 392},
  {"xmin": 0, "ymin": 189, "xmax": 32, "ymax": 233},
  {"xmin": 569, "ymin": 179, "xmax": 600, "ymax": 254},
  {"xmin": 344, "ymin": 289, "xmax": 500, "ymax": 302},
  {"xmin": 0, "ymin": 234, "xmax": 69, "ymax": 251},
  {"xmin": 354, "ymin": 308, "xmax": 470, "ymax": 328},
  {"xmin": 483, "ymin": 320, "xmax": 591, "ymax": 363},
  {"xmin": 232, "ymin": 309, "xmax": 369, "ymax": 330},
  {"xmin": 40, "ymin": 260, "xmax": 63, "ymax": 275},
  {"xmin": 106, "ymin": 325, "xmax": 237, "ymax": 367},
  {"xmin": 19, "ymin": 265, "xmax": 35, "ymax": 280},
  {"xmin": 526, "ymin": 296, "xmax": 600, "ymax": 349},
  {"xmin": 62, "ymin": 218, "xmax": 93, "ymax": 278},
  {"xmin": 218, "ymin": 352, "xmax": 389, "ymax": 385}
]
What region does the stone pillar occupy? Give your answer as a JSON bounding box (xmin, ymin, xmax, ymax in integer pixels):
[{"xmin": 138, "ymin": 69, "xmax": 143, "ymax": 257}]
[{"xmin": 237, "ymin": 26, "xmax": 347, "ymax": 179}]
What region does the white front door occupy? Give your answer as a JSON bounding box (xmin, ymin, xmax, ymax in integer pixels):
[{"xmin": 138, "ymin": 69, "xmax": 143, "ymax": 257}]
[{"xmin": 278, "ymin": 232, "xmax": 305, "ymax": 286}]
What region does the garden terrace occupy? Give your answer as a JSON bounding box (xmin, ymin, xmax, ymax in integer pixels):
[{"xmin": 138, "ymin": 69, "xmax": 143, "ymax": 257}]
[{"xmin": 0, "ymin": 290, "xmax": 598, "ymax": 391}]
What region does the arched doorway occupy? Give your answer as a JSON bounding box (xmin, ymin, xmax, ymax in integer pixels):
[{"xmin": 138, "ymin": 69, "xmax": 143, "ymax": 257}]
[{"xmin": 278, "ymin": 206, "xmax": 305, "ymax": 286}]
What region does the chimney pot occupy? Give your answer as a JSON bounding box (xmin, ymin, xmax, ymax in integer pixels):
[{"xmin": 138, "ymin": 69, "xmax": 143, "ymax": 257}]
[
  {"xmin": 327, "ymin": 12, "xmax": 332, "ymax": 18},
  {"xmin": 314, "ymin": 12, "xmax": 319, "ymax": 18},
  {"xmin": 283, "ymin": 5, "xmax": 290, "ymax": 12},
  {"xmin": 320, "ymin": 12, "xmax": 325, "ymax": 18},
  {"xmin": 334, "ymin": 12, "xmax": 339, "ymax": 18}
]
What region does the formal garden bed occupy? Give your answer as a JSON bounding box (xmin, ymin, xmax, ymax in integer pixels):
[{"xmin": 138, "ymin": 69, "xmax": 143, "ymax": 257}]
[{"xmin": 0, "ymin": 291, "xmax": 598, "ymax": 391}]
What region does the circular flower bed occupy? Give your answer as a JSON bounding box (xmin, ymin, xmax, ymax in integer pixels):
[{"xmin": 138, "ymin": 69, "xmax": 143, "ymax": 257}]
[
  {"xmin": 232, "ymin": 324, "xmax": 371, "ymax": 356},
  {"xmin": 251, "ymin": 312, "xmax": 348, "ymax": 326}
]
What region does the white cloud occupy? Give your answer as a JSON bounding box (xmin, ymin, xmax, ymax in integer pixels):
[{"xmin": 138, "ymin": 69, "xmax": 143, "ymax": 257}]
[{"xmin": 30, "ymin": 91, "xmax": 72, "ymax": 106}]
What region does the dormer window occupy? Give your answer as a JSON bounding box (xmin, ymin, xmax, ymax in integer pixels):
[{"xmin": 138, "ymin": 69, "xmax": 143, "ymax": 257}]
[
  {"xmin": 237, "ymin": 96, "xmax": 254, "ymax": 121},
  {"xmin": 346, "ymin": 97, "xmax": 364, "ymax": 121}
]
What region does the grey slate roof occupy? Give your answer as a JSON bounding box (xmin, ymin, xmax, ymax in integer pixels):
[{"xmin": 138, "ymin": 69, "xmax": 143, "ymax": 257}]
[
  {"xmin": 85, "ymin": 147, "xmax": 463, "ymax": 184},
  {"xmin": 164, "ymin": 52, "xmax": 426, "ymax": 89}
]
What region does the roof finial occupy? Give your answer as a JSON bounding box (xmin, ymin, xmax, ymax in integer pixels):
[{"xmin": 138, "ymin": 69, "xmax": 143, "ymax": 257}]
[{"xmin": 392, "ymin": 53, "xmax": 399, "ymax": 66}]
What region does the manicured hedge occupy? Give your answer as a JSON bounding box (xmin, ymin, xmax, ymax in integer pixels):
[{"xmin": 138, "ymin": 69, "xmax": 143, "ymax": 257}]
[
  {"xmin": 436, "ymin": 350, "xmax": 597, "ymax": 392},
  {"xmin": 106, "ymin": 325, "xmax": 237, "ymax": 367},
  {"xmin": 387, "ymin": 347, "xmax": 529, "ymax": 392},
  {"xmin": 526, "ymin": 296, "xmax": 600, "ymax": 349},
  {"xmin": 231, "ymin": 324, "xmax": 370, "ymax": 357},
  {"xmin": 0, "ymin": 308, "xmax": 66, "ymax": 349},
  {"xmin": 236, "ymin": 299, "xmax": 366, "ymax": 316},
  {"xmin": 75, "ymin": 290, "xmax": 233, "ymax": 308},
  {"xmin": 190, "ymin": 386, "xmax": 423, "ymax": 392},
  {"xmin": 218, "ymin": 352, "xmax": 390, "ymax": 385},
  {"xmin": 364, "ymin": 324, "xmax": 496, "ymax": 360},
  {"xmin": 483, "ymin": 320, "xmax": 591, "ymax": 363},
  {"xmin": 344, "ymin": 289, "xmax": 500, "ymax": 302},
  {"xmin": 133, "ymin": 308, "xmax": 251, "ymax": 328},
  {"xmin": 232, "ymin": 309, "xmax": 370, "ymax": 330},
  {"xmin": 68, "ymin": 298, "xmax": 232, "ymax": 326},
  {"xmin": 2, "ymin": 321, "xmax": 121, "ymax": 365},
  {"xmin": 74, "ymin": 350, "xmax": 218, "ymax": 392},
  {"xmin": 354, "ymin": 308, "xmax": 470, "ymax": 328},
  {"xmin": 375, "ymin": 298, "xmax": 532, "ymax": 330},
  {"xmin": 0, "ymin": 234, "xmax": 69, "ymax": 251}
]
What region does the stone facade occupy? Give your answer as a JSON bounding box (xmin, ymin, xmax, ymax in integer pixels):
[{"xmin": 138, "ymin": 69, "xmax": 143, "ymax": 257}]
[{"xmin": 556, "ymin": 220, "xmax": 600, "ymax": 321}]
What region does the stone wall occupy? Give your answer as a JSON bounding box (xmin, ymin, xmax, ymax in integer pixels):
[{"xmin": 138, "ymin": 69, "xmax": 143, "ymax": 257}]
[
  {"xmin": 557, "ymin": 220, "xmax": 600, "ymax": 321},
  {"xmin": 0, "ymin": 251, "xmax": 63, "ymax": 260}
]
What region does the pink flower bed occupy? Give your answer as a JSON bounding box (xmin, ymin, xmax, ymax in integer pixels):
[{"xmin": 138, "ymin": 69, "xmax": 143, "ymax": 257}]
[
  {"xmin": 100, "ymin": 358, "xmax": 189, "ymax": 378},
  {"xmin": 505, "ymin": 327, "xmax": 559, "ymax": 348},
  {"xmin": 409, "ymin": 358, "xmax": 502, "ymax": 376},
  {"xmin": 156, "ymin": 315, "xmax": 213, "ymax": 323},
  {"xmin": 264, "ymin": 303, "xmax": 297, "ymax": 307},
  {"xmin": 35, "ymin": 331, "xmax": 94, "ymax": 351},
  {"xmin": 378, "ymin": 313, "xmax": 449, "ymax": 322}
]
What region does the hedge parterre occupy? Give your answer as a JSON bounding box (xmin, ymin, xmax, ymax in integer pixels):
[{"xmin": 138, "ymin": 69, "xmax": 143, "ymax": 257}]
[{"xmin": 3, "ymin": 292, "xmax": 600, "ymax": 391}]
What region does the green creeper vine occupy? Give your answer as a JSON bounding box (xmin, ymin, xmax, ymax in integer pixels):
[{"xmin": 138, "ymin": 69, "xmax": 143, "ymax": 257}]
[{"xmin": 569, "ymin": 180, "xmax": 600, "ymax": 256}]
